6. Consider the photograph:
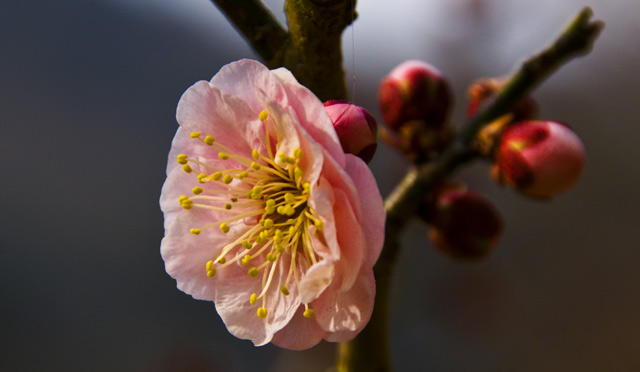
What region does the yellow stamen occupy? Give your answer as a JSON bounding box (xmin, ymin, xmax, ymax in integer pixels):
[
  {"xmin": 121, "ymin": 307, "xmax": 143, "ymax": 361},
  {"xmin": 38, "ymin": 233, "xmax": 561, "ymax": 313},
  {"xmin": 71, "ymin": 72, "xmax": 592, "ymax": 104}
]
[
  {"xmin": 303, "ymin": 308, "xmax": 315, "ymax": 318},
  {"xmin": 259, "ymin": 110, "xmax": 268, "ymax": 121},
  {"xmin": 190, "ymin": 228, "xmax": 201, "ymax": 235},
  {"xmin": 220, "ymin": 223, "xmax": 230, "ymax": 233},
  {"xmin": 257, "ymin": 307, "xmax": 268, "ymax": 318},
  {"xmin": 250, "ymin": 293, "xmax": 258, "ymax": 305},
  {"xmin": 189, "ymin": 132, "xmax": 201, "ymax": 138}
]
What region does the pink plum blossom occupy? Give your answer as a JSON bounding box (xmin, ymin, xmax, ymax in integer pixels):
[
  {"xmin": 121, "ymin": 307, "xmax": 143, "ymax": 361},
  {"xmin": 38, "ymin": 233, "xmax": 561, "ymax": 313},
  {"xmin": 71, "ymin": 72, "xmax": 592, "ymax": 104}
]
[{"xmin": 160, "ymin": 59, "xmax": 385, "ymax": 349}]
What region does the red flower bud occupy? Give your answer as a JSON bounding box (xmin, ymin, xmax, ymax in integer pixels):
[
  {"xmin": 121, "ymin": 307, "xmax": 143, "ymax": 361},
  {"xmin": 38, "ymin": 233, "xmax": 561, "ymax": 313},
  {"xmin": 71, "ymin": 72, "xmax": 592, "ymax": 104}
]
[
  {"xmin": 324, "ymin": 100, "xmax": 378, "ymax": 163},
  {"xmin": 492, "ymin": 120, "xmax": 585, "ymax": 199},
  {"xmin": 427, "ymin": 188, "xmax": 503, "ymax": 261},
  {"xmin": 378, "ymin": 60, "xmax": 452, "ymax": 132}
]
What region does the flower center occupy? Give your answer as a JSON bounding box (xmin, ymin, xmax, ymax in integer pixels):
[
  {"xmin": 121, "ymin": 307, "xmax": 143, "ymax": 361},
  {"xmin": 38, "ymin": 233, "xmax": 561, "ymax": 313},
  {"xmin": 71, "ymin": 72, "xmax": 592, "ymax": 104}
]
[{"xmin": 176, "ymin": 110, "xmax": 321, "ymax": 319}]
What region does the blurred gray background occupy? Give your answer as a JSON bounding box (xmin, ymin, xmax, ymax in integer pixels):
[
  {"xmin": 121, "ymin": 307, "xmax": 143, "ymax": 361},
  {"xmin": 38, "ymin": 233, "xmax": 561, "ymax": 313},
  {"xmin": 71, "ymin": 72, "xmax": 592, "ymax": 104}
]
[{"xmin": 2, "ymin": 0, "xmax": 639, "ymax": 371}]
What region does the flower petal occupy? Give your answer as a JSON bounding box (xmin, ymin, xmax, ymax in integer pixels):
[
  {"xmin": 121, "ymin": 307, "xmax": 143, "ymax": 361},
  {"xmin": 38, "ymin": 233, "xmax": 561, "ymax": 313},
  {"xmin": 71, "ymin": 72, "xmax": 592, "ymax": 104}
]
[
  {"xmin": 214, "ymin": 252, "xmax": 303, "ymax": 346},
  {"xmin": 271, "ymin": 307, "xmax": 327, "ymax": 350},
  {"xmin": 314, "ymin": 267, "xmax": 375, "ymax": 335},
  {"xmin": 299, "ymin": 260, "xmax": 334, "ymax": 304},
  {"xmin": 161, "ymin": 208, "xmax": 231, "ymax": 301},
  {"xmin": 271, "ymin": 67, "xmax": 346, "ymax": 167},
  {"xmin": 176, "ymin": 81, "xmax": 264, "ymax": 157},
  {"xmin": 210, "ymin": 59, "xmax": 287, "ymax": 115},
  {"xmin": 344, "ymin": 154, "xmax": 385, "ymax": 266}
]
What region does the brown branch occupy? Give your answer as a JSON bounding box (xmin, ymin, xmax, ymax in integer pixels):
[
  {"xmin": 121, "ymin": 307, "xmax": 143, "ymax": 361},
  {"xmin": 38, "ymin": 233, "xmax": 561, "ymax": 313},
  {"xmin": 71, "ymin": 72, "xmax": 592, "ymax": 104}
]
[{"xmin": 210, "ymin": 0, "xmax": 289, "ymax": 67}]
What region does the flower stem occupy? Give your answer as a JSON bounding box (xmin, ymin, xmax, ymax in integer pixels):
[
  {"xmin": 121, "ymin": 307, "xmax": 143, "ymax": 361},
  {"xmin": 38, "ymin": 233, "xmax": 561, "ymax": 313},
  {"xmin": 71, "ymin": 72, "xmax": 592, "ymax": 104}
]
[{"xmin": 336, "ymin": 7, "xmax": 602, "ymax": 372}]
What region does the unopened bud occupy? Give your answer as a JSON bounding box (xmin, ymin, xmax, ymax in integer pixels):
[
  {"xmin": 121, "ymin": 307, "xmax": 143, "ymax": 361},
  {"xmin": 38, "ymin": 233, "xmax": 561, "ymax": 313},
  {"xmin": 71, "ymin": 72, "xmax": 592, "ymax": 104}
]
[
  {"xmin": 467, "ymin": 78, "xmax": 538, "ymax": 121},
  {"xmin": 492, "ymin": 120, "xmax": 585, "ymax": 199},
  {"xmin": 378, "ymin": 60, "xmax": 452, "ymax": 132},
  {"xmin": 426, "ymin": 188, "xmax": 503, "ymax": 261},
  {"xmin": 324, "ymin": 100, "xmax": 378, "ymax": 163}
]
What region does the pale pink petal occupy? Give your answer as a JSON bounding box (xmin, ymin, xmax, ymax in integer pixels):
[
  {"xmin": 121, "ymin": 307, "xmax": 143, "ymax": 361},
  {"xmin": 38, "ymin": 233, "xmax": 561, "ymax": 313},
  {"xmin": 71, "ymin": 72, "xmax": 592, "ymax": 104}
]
[
  {"xmin": 331, "ymin": 187, "xmax": 366, "ymax": 291},
  {"xmin": 271, "ymin": 307, "xmax": 327, "ymax": 350},
  {"xmin": 299, "ymin": 260, "xmax": 335, "ymax": 304},
  {"xmin": 344, "ymin": 154, "xmax": 386, "ymax": 266},
  {"xmin": 271, "ymin": 68, "xmax": 346, "ymax": 167},
  {"xmin": 210, "ymin": 59, "xmax": 287, "ymax": 115},
  {"xmin": 161, "ymin": 208, "xmax": 231, "ymax": 301},
  {"xmin": 308, "ymin": 178, "xmax": 339, "ymax": 261},
  {"xmin": 314, "ymin": 267, "xmax": 375, "ymax": 335},
  {"xmin": 215, "ymin": 252, "xmax": 302, "ymax": 346},
  {"xmin": 176, "ymin": 81, "xmax": 264, "ymax": 157}
]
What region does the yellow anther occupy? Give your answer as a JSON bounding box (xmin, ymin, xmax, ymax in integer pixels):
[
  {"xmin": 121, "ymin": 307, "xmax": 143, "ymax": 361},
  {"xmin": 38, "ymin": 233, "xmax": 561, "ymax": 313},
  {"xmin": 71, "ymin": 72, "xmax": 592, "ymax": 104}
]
[
  {"xmin": 218, "ymin": 152, "xmax": 230, "ymax": 160},
  {"xmin": 278, "ymin": 153, "xmax": 286, "ymax": 163},
  {"xmin": 192, "ymin": 186, "xmax": 203, "ymax": 194},
  {"xmin": 182, "ymin": 164, "xmax": 192, "ymax": 173},
  {"xmin": 197, "ymin": 173, "xmax": 208, "ymax": 183},
  {"xmin": 178, "ymin": 195, "xmax": 189, "ymax": 203},
  {"xmin": 216, "ymin": 255, "xmax": 227, "ymax": 265},
  {"xmin": 177, "ymin": 154, "xmax": 188, "ymax": 165},
  {"xmin": 220, "ymin": 223, "xmax": 230, "ymax": 233},
  {"xmin": 241, "ymin": 255, "xmax": 252, "ymax": 266},
  {"xmin": 231, "ymin": 197, "xmax": 238, "ymax": 202},
  {"xmin": 206, "ymin": 268, "xmax": 216, "ymax": 278},
  {"xmin": 266, "ymin": 199, "xmax": 276, "ymax": 208},
  {"xmin": 242, "ymin": 241, "xmax": 252, "ymax": 250},
  {"xmin": 288, "ymin": 226, "xmax": 296, "ymax": 235},
  {"xmin": 280, "ymin": 286, "xmax": 290, "ymax": 296},
  {"xmin": 314, "ymin": 220, "xmax": 324, "ymax": 231},
  {"xmin": 259, "ymin": 110, "xmax": 268, "ymax": 121},
  {"xmin": 294, "ymin": 167, "xmax": 303, "ymax": 178},
  {"xmin": 284, "ymin": 193, "xmax": 295, "ymax": 203},
  {"xmin": 266, "ymin": 253, "xmax": 276, "ymax": 262},
  {"xmin": 204, "ymin": 135, "xmax": 215, "ymax": 146},
  {"xmin": 248, "ymin": 267, "xmax": 259, "ymax": 277},
  {"xmin": 181, "ymin": 200, "xmax": 192, "ymax": 210},
  {"xmin": 257, "ymin": 307, "xmax": 268, "ymax": 319},
  {"xmin": 285, "ymin": 156, "xmax": 295, "ymax": 165},
  {"xmin": 277, "ymin": 206, "xmax": 285, "ymax": 215},
  {"xmin": 206, "ymin": 260, "xmax": 214, "ymax": 272},
  {"xmin": 252, "ymin": 149, "xmax": 260, "ymax": 160},
  {"xmin": 250, "ymin": 293, "xmax": 258, "ymax": 305},
  {"xmin": 223, "ymin": 174, "xmax": 233, "ymax": 184},
  {"xmin": 275, "ymin": 244, "xmax": 284, "ymax": 253},
  {"xmin": 224, "ymin": 203, "xmax": 232, "ymax": 210},
  {"xmin": 274, "ymin": 228, "xmax": 283, "ymax": 237},
  {"xmin": 238, "ymin": 171, "xmax": 249, "ymax": 179},
  {"xmin": 303, "ymin": 308, "xmax": 315, "ymax": 318},
  {"xmin": 189, "ymin": 131, "xmax": 201, "ymax": 139},
  {"xmin": 286, "ymin": 206, "xmax": 295, "ymax": 216},
  {"xmin": 212, "ymin": 172, "xmax": 222, "ymax": 181},
  {"xmin": 251, "ymin": 162, "xmax": 261, "ymax": 170},
  {"xmin": 302, "ymin": 183, "xmax": 311, "ymax": 195},
  {"xmin": 263, "ymin": 219, "xmax": 274, "ymax": 229},
  {"xmin": 294, "ymin": 148, "xmax": 303, "ymax": 159},
  {"xmin": 190, "ymin": 228, "xmax": 201, "ymax": 235}
]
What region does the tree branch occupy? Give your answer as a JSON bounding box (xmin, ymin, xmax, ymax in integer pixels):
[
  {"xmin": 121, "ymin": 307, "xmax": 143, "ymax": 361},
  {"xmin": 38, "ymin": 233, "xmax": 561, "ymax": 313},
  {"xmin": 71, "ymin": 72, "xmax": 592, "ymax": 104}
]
[
  {"xmin": 283, "ymin": 0, "xmax": 357, "ymax": 101},
  {"xmin": 336, "ymin": 7, "xmax": 603, "ymax": 372},
  {"xmin": 210, "ymin": 0, "xmax": 289, "ymax": 66}
]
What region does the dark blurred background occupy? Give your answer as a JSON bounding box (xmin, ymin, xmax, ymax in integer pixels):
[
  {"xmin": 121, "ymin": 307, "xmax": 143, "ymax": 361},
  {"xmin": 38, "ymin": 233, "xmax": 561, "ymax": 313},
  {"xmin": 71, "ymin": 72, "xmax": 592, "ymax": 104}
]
[{"xmin": 2, "ymin": 0, "xmax": 639, "ymax": 371}]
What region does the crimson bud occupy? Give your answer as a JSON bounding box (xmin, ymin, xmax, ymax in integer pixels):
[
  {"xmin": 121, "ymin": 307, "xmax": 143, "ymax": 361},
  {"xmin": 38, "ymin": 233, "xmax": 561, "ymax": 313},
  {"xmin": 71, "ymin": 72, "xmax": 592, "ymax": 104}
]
[
  {"xmin": 492, "ymin": 120, "xmax": 585, "ymax": 199},
  {"xmin": 324, "ymin": 100, "xmax": 378, "ymax": 163},
  {"xmin": 378, "ymin": 60, "xmax": 452, "ymax": 132}
]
